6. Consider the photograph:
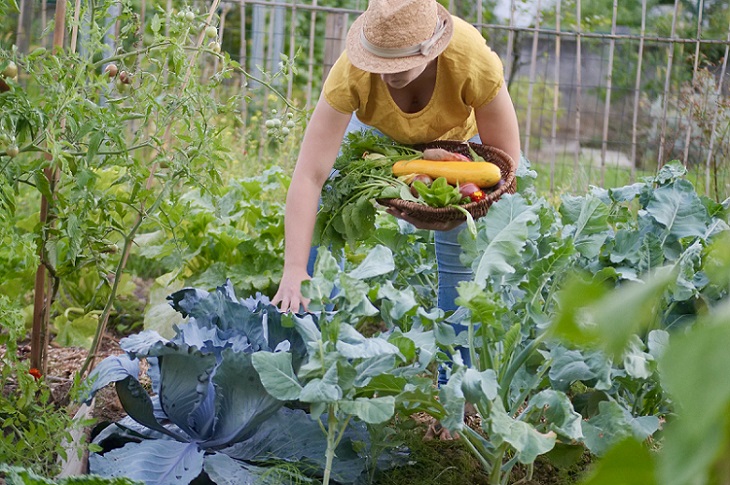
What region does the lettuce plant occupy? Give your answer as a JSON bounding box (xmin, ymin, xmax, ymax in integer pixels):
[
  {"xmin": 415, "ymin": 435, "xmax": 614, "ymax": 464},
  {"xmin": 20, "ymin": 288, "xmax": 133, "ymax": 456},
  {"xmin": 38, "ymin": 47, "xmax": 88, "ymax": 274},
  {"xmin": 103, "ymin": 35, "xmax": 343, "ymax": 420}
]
[{"xmin": 81, "ymin": 281, "xmax": 373, "ymax": 485}]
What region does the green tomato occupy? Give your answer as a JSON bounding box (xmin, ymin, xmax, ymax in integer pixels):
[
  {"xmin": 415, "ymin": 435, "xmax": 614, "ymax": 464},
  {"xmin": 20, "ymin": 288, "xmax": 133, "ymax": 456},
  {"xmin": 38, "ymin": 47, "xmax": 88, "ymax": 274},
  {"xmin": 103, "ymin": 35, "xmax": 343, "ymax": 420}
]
[
  {"xmin": 3, "ymin": 61, "xmax": 18, "ymax": 79},
  {"xmin": 204, "ymin": 25, "xmax": 217, "ymax": 38},
  {"xmin": 6, "ymin": 144, "xmax": 19, "ymax": 158},
  {"xmin": 115, "ymin": 79, "xmax": 128, "ymax": 93},
  {"xmin": 208, "ymin": 41, "xmax": 221, "ymax": 54},
  {"xmin": 185, "ymin": 11, "xmax": 195, "ymax": 21}
]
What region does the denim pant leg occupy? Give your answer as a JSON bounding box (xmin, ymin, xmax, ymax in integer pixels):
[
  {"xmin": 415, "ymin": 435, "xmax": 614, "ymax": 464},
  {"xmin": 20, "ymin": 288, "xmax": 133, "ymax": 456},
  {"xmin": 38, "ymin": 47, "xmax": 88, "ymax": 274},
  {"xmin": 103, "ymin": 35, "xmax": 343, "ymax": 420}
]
[
  {"xmin": 435, "ymin": 224, "xmax": 474, "ymax": 386},
  {"xmin": 436, "ymin": 133, "xmax": 482, "ymax": 386}
]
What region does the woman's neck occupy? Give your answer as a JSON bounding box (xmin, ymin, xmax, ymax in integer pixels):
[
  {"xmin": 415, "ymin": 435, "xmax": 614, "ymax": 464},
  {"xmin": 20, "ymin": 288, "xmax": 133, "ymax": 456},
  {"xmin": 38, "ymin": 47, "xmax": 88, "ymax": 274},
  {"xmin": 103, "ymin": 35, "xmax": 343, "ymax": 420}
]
[{"xmin": 387, "ymin": 59, "xmax": 438, "ymax": 113}]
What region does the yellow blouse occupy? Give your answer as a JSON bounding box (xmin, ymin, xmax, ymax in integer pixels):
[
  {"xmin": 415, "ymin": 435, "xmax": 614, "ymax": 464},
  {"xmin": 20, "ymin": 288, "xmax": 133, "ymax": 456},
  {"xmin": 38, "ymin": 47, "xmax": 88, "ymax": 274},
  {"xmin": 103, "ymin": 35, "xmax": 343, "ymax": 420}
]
[{"xmin": 322, "ymin": 16, "xmax": 505, "ymax": 145}]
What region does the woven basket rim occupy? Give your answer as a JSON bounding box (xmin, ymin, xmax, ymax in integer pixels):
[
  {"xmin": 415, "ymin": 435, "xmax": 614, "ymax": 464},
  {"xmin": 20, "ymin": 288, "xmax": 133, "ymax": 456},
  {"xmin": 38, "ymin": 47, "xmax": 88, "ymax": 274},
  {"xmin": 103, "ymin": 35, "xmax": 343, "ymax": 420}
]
[{"xmin": 376, "ymin": 140, "xmax": 517, "ymax": 223}]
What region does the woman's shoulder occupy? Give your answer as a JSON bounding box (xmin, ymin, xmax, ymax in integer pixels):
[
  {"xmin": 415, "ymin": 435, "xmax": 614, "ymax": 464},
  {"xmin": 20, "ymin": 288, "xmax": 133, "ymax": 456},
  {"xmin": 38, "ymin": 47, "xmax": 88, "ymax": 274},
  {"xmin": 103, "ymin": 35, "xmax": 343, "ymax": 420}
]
[
  {"xmin": 442, "ymin": 16, "xmax": 502, "ymax": 71},
  {"xmin": 450, "ymin": 16, "xmax": 489, "ymax": 47}
]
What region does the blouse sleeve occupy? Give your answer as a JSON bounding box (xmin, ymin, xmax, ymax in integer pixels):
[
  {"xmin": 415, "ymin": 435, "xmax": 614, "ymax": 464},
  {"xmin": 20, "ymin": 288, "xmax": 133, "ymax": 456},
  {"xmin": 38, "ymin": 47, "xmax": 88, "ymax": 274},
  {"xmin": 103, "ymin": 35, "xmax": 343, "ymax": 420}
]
[
  {"xmin": 322, "ymin": 51, "xmax": 360, "ymax": 114},
  {"xmin": 458, "ymin": 23, "xmax": 505, "ymax": 109}
]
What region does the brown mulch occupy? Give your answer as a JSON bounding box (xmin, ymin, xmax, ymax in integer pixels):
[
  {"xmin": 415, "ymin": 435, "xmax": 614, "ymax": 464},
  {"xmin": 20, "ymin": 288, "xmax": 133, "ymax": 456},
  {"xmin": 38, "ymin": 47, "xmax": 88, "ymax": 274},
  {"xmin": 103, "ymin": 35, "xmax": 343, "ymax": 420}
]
[{"xmin": 7, "ymin": 334, "xmax": 127, "ymax": 422}]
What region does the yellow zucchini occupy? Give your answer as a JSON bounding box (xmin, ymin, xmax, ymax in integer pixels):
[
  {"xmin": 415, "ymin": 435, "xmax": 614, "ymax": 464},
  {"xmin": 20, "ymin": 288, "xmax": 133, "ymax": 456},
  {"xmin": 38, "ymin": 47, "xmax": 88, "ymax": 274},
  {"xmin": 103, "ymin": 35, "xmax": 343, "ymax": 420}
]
[{"xmin": 392, "ymin": 160, "xmax": 501, "ymax": 188}]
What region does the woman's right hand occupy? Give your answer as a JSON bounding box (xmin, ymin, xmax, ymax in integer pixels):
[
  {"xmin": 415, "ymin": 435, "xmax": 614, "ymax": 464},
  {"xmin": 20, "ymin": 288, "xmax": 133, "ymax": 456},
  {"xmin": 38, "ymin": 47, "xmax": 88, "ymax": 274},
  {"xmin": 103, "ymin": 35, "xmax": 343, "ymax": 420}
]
[{"xmin": 272, "ymin": 267, "xmax": 311, "ymax": 314}]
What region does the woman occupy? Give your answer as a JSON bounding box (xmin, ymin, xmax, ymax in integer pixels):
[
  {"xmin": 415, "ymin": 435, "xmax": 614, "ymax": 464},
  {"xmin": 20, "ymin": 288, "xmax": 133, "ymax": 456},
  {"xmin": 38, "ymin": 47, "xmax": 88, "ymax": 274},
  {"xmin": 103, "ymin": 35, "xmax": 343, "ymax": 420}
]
[{"xmin": 272, "ymin": 0, "xmax": 520, "ymax": 316}]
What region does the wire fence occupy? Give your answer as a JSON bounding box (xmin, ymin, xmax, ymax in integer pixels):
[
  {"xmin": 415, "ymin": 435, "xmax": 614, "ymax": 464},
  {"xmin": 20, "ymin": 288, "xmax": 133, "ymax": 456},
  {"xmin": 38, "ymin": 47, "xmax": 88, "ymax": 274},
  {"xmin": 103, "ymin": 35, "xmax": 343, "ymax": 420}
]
[
  {"xmin": 234, "ymin": 0, "xmax": 730, "ymax": 198},
  {"xmin": 9, "ymin": 0, "xmax": 730, "ymax": 198}
]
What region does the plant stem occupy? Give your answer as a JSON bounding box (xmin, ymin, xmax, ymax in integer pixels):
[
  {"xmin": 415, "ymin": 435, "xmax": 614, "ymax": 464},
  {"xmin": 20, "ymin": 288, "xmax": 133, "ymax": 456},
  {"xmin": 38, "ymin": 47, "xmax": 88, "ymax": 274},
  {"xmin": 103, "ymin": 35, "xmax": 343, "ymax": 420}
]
[
  {"xmin": 498, "ymin": 332, "xmax": 547, "ymax": 405},
  {"xmin": 78, "ymin": 178, "xmax": 172, "ymax": 377},
  {"xmin": 322, "ymin": 404, "xmax": 338, "ymax": 485},
  {"xmin": 489, "ymin": 443, "xmax": 509, "ymax": 485},
  {"xmin": 461, "ymin": 427, "xmax": 494, "ymax": 473}
]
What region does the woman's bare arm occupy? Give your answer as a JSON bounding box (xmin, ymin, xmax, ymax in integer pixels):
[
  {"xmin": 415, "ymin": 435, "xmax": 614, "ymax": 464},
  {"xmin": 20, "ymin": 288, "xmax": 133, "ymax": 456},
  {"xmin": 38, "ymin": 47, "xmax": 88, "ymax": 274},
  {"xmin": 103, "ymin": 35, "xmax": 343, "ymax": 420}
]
[
  {"xmin": 474, "ymin": 83, "xmax": 521, "ymax": 165},
  {"xmin": 272, "ymin": 100, "xmax": 352, "ymax": 313}
]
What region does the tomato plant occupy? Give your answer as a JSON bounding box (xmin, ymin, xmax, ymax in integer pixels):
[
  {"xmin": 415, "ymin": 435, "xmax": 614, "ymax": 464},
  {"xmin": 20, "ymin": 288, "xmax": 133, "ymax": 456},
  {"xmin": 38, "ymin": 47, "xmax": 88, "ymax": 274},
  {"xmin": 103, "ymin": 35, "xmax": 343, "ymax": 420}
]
[{"xmin": 0, "ymin": 0, "xmax": 292, "ymax": 377}]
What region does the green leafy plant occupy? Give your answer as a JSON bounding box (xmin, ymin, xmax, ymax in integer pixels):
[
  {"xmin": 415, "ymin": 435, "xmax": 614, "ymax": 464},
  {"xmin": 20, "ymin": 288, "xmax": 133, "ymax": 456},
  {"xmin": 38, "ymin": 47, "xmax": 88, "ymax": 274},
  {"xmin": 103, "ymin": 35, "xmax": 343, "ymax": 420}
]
[
  {"xmin": 0, "ymin": 465, "xmax": 142, "ymax": 484},
  {"xmin": 0, "ymin": 296, "xmax": 85, "ymax": 477},
  {"xmin": 314, "ymin": 131, "xmax": 422, "ymax": 251},
  {"xmin": 81, "ymin": 281, "xmax": 386, "ymax": 485},
  {"xmin": 255, "ymin": 245, "xmax": 442, "ymax": 485},
  {"xmin": 131, "ymin": 166, "xmax": 289, "ymax": 297},
  {"xmin": 411, "ymin": 160, "xmax": 730, "ymax": 483}
]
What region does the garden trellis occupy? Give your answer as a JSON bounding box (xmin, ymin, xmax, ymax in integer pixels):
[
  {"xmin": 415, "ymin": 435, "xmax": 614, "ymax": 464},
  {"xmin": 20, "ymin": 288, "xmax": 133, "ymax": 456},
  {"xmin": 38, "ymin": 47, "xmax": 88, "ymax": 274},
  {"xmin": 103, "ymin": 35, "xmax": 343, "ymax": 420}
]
[
  {"xmin": 8, "ymin": 0, "xmax": 730, "ymax": 198},
  {"xmin": 237, "ymin": 0, "xmax": 730, "ymax": 198}
]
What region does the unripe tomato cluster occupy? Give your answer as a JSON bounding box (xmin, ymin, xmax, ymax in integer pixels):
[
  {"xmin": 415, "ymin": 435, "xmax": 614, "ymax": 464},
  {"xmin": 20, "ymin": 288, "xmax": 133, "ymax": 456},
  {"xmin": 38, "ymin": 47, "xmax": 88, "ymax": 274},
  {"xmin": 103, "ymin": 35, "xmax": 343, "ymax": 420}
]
[
  {"xmin": 264, "ymin": 110, "xmax": 296, "ymax": 137},
  {"xmin": 176, "ymin": 9, "xmax": 196, "ymax": 21}
]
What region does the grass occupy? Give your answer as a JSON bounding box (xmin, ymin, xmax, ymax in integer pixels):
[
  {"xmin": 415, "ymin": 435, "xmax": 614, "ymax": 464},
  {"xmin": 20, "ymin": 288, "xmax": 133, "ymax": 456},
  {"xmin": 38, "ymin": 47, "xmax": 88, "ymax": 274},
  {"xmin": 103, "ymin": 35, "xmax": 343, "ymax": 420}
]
[
  {"xmin": 370, "ymin": 417, "xmax": 589, "ymax": 485},
  {"xmin": 529, "ymin": 153, "xmax": 730, "ymax": 201}
]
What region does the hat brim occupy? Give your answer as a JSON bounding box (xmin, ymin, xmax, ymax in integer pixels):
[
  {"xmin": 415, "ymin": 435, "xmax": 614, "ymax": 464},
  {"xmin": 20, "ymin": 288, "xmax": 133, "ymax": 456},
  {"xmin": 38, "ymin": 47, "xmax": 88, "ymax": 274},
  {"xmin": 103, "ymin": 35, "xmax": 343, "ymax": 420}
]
[{"xmin": 346, "ymin": 4, "xmax": 453, "ymax": 74}]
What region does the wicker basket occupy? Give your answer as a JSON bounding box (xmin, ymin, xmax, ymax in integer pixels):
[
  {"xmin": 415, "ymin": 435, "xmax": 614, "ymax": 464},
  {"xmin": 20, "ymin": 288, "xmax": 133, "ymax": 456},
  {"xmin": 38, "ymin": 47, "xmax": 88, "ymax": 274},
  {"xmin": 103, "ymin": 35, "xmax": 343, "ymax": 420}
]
[{"xmin": 376, "ymin": 140, "xmax": 517, "ymax": 223}]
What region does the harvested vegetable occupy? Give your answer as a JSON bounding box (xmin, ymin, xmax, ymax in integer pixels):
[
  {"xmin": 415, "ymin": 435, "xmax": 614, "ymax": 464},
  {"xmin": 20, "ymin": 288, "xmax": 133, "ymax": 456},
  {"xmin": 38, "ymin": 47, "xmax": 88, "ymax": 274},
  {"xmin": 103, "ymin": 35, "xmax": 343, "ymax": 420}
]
[
  {"xmin": 408, "ymin": 174, "xmax": 433, "ymax": 196},
  {"xmin": 314, "ymin": 133, "xmax": 502, "ymax": 248},
  {"xmin": 314, "ymin": 132, "xmax": 422, "ymax": 250},
  {"xmin": 411, "ymin": 177, "xmax": 463, "ymax": 207},
  {"xmin": 458, "ymin": 182, "xmax": 487, "ymax": 202},
  {"xmin": 392, "ymin": 159, "xmax": 501, "ymax": 188},
  {"xmin": 423, "ymin": 147, "xmax": 471, "ymax": 161}
]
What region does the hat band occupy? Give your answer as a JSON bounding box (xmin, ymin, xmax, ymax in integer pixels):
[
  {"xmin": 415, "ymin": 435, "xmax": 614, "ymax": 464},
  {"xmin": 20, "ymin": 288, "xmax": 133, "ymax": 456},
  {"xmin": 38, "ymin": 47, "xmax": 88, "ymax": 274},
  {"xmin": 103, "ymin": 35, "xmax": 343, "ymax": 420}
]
[{"xmin": 360, "ymin": 18, "xmax": 448, "ymax": 59}]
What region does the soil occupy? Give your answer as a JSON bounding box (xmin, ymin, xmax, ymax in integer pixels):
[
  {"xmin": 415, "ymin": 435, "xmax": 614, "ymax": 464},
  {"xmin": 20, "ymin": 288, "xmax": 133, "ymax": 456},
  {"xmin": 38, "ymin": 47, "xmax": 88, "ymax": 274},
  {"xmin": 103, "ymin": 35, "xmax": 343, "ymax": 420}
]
[{"xmin": 11, "ymin": 334, "xmax": 128, "ymax": 423}]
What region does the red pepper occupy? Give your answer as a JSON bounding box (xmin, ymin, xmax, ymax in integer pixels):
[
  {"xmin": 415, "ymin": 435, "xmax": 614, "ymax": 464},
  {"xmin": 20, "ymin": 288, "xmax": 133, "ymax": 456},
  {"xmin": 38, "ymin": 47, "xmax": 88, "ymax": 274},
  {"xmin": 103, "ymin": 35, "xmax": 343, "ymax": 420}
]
[
  {"xmin": 29, "ymin": 368, "xmax": 42, "ymax": 380},
  {"xmin": 469, "ymin": 190, "xmax": 486, "ymax": 202}
]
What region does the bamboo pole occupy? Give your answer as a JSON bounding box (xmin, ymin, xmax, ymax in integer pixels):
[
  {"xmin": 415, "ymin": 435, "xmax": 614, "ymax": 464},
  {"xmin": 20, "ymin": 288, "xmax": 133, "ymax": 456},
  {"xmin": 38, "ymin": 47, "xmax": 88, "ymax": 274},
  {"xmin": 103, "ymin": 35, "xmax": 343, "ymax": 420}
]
[
  {"xmin": 682, "ymin": 0, "xmax": 704, "ymax": 166},
  {"xmin": 703, "ymin": 21, "xmax": 730, "ymax": 198},
  {"xmin": 240, "ymin": 0, "xmax": 248, "ymax": 129},
  {"xmin": 70, "ymin": 0, "xmax": 83, "ymax": 53},
  {"xmin": 287, "ymin": 0, "xmax": 298, "ymax": 100},
  {"xmin": 548, "ymin": 0, "xmax": 561, "ymax": 192},
  {"xmin": 15, "ymin": 0, "xmax": 33, "ymax": 54},
  {"xmin": 599, "ymin": 0, "xmax": 618, "ymax": 186},
  {"xmin": 213, "ymin": 4, "xmax": 230, "ymax": 77},
  {"xmin": 630, "ymin": 0, "xmax": 648, "ymax": 183},
  {"xmin": 657, "ymin": 0, "xmax": 681, "ymax": 169},
  {"xmin": 523, "ymin": 0, "xmax": 542, "ymax": 160},
  {"xmin": 572, "ymin": 0, "xmax": 583, "ymax": 184},
  {"xmin": 140, "ymin": 0, "xmax": 146, "ymax": 34},
  {"xmin": 306, "ymin": 0, "xmax": 317, "ymax": 108},
  {"xmin": 30, "ymin": 0, "xmax": 70, "ymax": 374},
  {"xmin": 504, "ymin": 0, "xmax": 516, "ymax": 85},
  {"xmin": 42, "ymin": 0, "xmax": 48, "ymax": 48}
]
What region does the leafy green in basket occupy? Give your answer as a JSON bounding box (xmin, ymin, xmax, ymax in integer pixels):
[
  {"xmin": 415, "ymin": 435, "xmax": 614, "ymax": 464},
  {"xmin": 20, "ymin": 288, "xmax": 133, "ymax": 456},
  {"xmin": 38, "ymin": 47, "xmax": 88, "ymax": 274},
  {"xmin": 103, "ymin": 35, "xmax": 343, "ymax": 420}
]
[
  {"xmin": 314, "ymin": 132, "xmax": 422, "ymax": 250},
  {"xmin": 411, "ymin": 177, "xmax": 463, "ymax": 207}
]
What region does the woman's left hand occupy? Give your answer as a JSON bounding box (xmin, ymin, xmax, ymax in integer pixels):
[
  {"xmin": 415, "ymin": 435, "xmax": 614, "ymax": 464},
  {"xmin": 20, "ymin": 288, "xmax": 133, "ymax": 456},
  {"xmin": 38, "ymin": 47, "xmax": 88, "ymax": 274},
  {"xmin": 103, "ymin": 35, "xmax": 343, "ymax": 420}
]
[{"xmin": 386, "ymin": 207, "xmax": 464, "ymax": 232}]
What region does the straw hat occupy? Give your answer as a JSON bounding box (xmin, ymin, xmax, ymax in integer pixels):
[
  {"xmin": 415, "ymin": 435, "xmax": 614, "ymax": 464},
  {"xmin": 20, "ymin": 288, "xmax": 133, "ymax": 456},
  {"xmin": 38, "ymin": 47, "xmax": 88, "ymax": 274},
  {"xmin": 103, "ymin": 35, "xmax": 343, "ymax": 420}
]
[{"xmin": 346, "ymin": 0, "xmax": 454, "ymax": 74}]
